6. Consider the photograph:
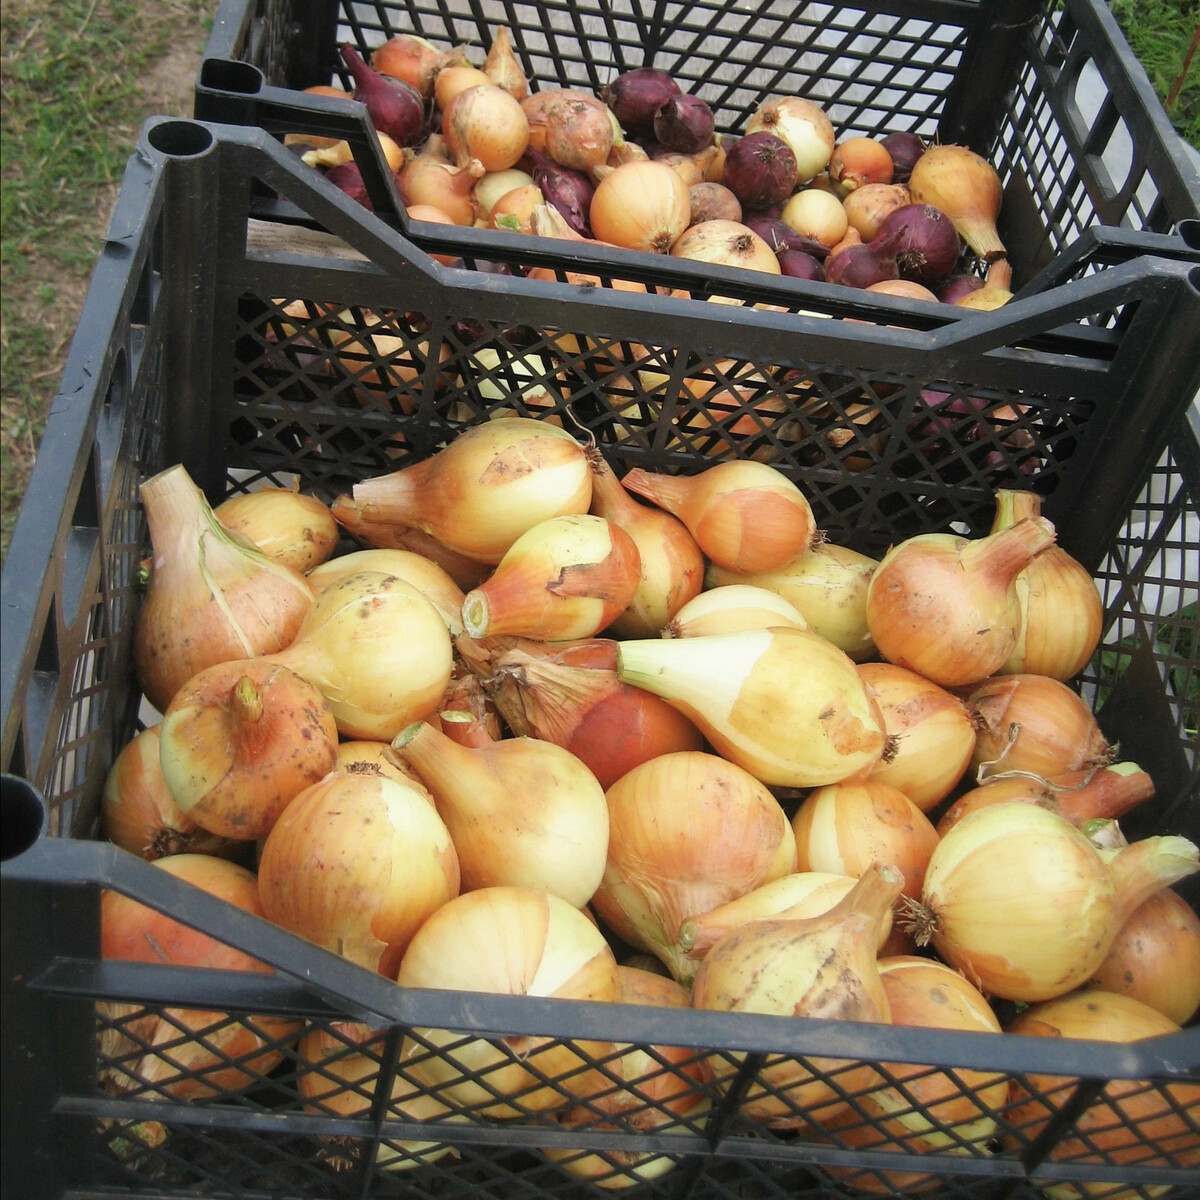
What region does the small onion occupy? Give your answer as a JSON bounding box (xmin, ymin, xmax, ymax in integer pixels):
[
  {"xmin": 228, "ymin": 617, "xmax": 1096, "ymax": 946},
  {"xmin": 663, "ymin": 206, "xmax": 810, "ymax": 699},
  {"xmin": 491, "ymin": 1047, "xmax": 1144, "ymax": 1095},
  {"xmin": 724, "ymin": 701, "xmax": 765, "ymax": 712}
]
[
  {"xmin": 688, "ymin": 181, "xmax": 742, "ymax": 225},
  {"xmin": 829, "ymin": 137, "xmax": 894, "ymax": 190},
  {"xmin": 780, "ymin": 188, "xmax": 849, "ymax": 249},
  {"xmin": 842, "ymin": 182, "xmax": 912, "ymax": 241}
]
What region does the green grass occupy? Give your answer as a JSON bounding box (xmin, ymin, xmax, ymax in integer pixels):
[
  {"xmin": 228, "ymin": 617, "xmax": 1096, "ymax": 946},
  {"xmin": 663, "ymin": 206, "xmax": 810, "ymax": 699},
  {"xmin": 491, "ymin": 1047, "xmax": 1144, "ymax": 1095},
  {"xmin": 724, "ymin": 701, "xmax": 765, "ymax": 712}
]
[
  {"xmin": 1110, "ymin": 0, "xmax": 1200, "ymax": 148},
  {"xmin": 0, "ymin": 1, "xmax": 211, "ymax": 558}
]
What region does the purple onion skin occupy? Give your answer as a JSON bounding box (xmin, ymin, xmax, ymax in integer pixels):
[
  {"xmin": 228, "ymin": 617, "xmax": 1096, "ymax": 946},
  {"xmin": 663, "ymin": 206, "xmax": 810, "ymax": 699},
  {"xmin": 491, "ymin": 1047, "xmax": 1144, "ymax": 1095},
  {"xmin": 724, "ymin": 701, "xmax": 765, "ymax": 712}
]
[
  {"xmin": 340, "ymin": 44, "xmax": 426, "ymax": 147},
  {"xmin": 602, "ymin": 68, "xmax": 682, "ymax": 137},
  {"xmin": 874, "ymin": 204, "xmax": 961, "ymax": 285},
  {"xmin": 653, "ymin": 93, "xmax": 715, "ymax": 154},
  {"xmin": 525, "ymin": 148, "xmax": 595, "ymax": 236},
  {"xmin": 743, "ymin": 215, "xmax": 829, "ymax": 259},
  {"xmin": 879, "ymin": 131, "xmax": 926, "ymax": 183},
  {"xmin": 325, "ymin": 162, "xmax": 372, "ymax": 210},
  {"xmin": 723, "ymin": 132, "xmax": 798, "ymax": 210},
  {"xmin": 825, "ymin": 229, "xmax": 905, "ymax": 289},
  {"xmin": 778, "ymin": 249, "xmax": 826, "ymax": 281},
  {"xmin": 937, "ymin": 273, "xmax": 985, "ymax": 304}
]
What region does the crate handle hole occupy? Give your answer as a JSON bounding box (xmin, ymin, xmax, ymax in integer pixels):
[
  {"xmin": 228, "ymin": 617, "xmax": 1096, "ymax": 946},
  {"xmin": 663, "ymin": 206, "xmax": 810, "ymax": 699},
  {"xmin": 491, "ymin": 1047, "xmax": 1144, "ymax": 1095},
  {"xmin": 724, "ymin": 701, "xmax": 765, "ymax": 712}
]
[
  {"xmin": 1, "ymin": 775, "xmax": 47, "ymax": 862},
  {"xmin": 1189, "ymin": 265, "xmax": 1200, "ymax": 297},
  {"xmin": 147, "ymin": 120, "xmax": 215, "ymax": 159},
  {"xmin": 199, "ymin": 58, "xmax": 264, "ymax": 96},
  {"xmin": 1179, "ymin": 219, "xmax": 1200, "ymax": 251}
]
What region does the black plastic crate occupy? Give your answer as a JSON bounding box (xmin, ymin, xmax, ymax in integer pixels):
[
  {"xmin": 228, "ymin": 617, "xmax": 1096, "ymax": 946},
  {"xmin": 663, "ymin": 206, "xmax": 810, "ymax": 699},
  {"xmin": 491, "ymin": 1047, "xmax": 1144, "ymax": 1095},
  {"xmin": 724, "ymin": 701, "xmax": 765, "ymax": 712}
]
[
  {"xmin": 195, "ymin": 0, "xmax": 1200, "ymax": 296},
  {"xmin": 2, "ymin": 118, "xmax": 1198, "ymax": 1200}
]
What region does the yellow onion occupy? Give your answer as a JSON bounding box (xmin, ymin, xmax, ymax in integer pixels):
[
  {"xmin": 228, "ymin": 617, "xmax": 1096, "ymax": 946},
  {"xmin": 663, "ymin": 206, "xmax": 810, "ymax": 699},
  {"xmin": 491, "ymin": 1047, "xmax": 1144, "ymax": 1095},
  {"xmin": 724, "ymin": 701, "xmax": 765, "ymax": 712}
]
[
  {"xmin": 820, "ymin": 955, "xmax": 1004, "ymax": 1194},
  {"xmin": 842, "ymin": 182, "xmax": 912, "ymax": 240},
  {"xmin": 1006, "ymin": 991, "xmax": 1200, "ymax": 1199},
  {"xmin": 692, "ymin": 864, "xmax": 903, "ymax": 1128},
  {"xmin": 792, "ymin": 778, "xmax": 941, "ymax": 900},
  {"xmin": 307, "ymin": 548, "xmax": 465, "ymax": 635},
  {"xmin": 671, "ymin": 219, "xmax": 782, "ymax": 274},
  {"xmin": 781, "ymin": 188, "xmax": 849, "ymax": 250},
  {"xmin": 159, "ymin": 659, "xmax": 338, "ymax": 840},
  {"xmin": 589, "ymin": 160, "xmax": 691, "ymax": 253},
  {"xmin": 474, "ymin": 167, "xmax": 536, "ymax": 216},
  {"xmin": 213, "ymin": 487, "xmax": 338, "ymax": 573},
  {"xmin": 679, "ymin": 871, "xmax": 894, "ymax": 961},
  {"xmin": 856, "ymin": 662, "xmax": 975, "ymax": 811},
  {"xmin": 329, "ymin": 494, "xmax": 489, "ymax": 590},
  {"xmin": 1088, "ymin": 888, "xmax": 1200, "ymax": 1025},
  {"xmin": 541, "ymin": 967, "xmax": 711, "ymax": 1190},
  {"xmin": 334, "ymin": 739, "xmax": 427, "ymax": 789},
  {"xmin": 352, "ymin": 418, "xmax": 591, "ymax": 565},
  {"xmin": 905, "ymin": 803, "xmax": 1200, "ymax": 1002},
  {"xmin": 969, "ymin": 673, "xmax": 1115, "ymax": 779},
  {"xmin": 591, "ymin": 750, "xmax": 795, "ymax": 983},
  {"xmin": 443, "ymin": 83, "xmax": 530, "ymax": 172},
  {"xmin": 936, "ymin": 761, "xmax": 1155, "ymax": 836},
  {"xmin": 257, "ymin": 571, "xmax": 453, "ymax": 741},
  {"xmin": 258, "ymin": 768, "xmax": 460, "ymax": 977},
  {"xmin": 616, "ymin": 626, "xmax": 887, "ymax": 787},
  {"xmin": 665, "ymin": 583, "xmax": 809, "ymax": 638},
  {"xmin": 706, "ymin": 540, "xmax": 879, "ymax": 659},
  {"xmin": 454, "ymin": 633, "xmax": 704, "ymax": 790},
  {"xmin": 297, "ymin": 1021, "xmax": 464, "ymax": 1171},
  {"xmin": 461, "ymin": 514, "xmax": 641, "ymax": 641},
  {"xmin": 434, "ymin": 64, "xmax": 492, "ymax": 112},
  {"xmin": 587, "ymin": 448, "xmax": 704, "ymax": 637},
  {"xmin": 908, "ymin": 144, "xmax": 1005, "ymax": 260},
  {"xmin": 437, "ymin": 672, "xmax": 503, "ymax": 747},
  {"xmin": 134, "ymin": 464, "xmax": 314, "ymax": 712},
  {"xmin": 399, "ymin": 151, "xmax": 486, "ymax": 225},
  {"xmin": 989, "ymin": 489, "xmax": 1104, "ymax": 679},
  {"xmin": 100, "ymin": 855, "xmax": 302, "ymax": 1100},
  {"xmin": 865, "ymin": 518, "xmax": 1057, "ymax": 687},
  {"xmin": 483, "ymin": 26, "xmax": 527, "ymax": 101},
  {"xmin": 396, "ymin": 887, "xmax": 620, "ymax": 1117},
  {"xmin": 745, "ymin": 96, "xmax": 835, "ymax": 183},
  {"xmin": 390, "ymin": 719, "xmax": 609, "ymax": 908},
  {"xmin": 372, "ymin": 34, "xmax": 469, "ymax": 99},
  {"xmin": 102, "ymin": 725, "xmax": 242, "ymax": 860},
  {"xmin": 622, "ymin": 461, "xmax": 816, "ymax": 574}
]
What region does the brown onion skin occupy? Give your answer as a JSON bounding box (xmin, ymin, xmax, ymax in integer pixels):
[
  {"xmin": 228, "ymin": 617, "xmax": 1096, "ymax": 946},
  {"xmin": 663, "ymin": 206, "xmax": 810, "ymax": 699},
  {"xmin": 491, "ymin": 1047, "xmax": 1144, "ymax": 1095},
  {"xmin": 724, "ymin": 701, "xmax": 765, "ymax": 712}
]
[{"xmin": 688, "ymin": 181, "xmax": 742, "ymax": 225}]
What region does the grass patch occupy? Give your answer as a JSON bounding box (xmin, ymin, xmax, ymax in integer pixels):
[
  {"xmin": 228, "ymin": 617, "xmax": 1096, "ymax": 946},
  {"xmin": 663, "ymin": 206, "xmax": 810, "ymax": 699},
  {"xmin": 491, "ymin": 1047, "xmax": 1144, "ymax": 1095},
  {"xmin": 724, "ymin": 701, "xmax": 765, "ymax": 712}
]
[
  {"xmin": 1110, "ymin": 0, "xmax": 1200, "ymax": 148},
  {"xmin": 0, "ymin": 0, "xmax": 211, "ymax": 560}
]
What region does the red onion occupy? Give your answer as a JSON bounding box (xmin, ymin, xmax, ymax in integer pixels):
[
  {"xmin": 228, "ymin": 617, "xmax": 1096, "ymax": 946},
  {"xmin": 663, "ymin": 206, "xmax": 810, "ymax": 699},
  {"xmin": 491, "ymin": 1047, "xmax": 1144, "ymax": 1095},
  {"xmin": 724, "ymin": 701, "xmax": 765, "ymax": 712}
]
[
  {"xmin": 602, "ymin": 68, "xmax": 681, "ymax": 137},
  {"xmin": 742, "ymin": 214, "xmax": 829, "ymax": 259},
  {"xmin": 874, "ymin": 203, "xmax": 961, "ymax": 285},
  {"xmin": 937, "ymin": 273, "xmax": 985, "ymax": 304},
  {"xmin": 340, "ymin": 45, "xmax": 426, "ymax": 148},
  {"xmin": 779, "ymin": 249, "xmax": 826, "ymax": 281},
  {"xmin": 824, "ymin": 228, "xmax": 904, "ymax": 289},
  {"xmin": 325, "ymin": 162, "xmax": 372, "ymax": 209},
  {"xmin": 525, "ymin": 148, "xmax": 594, "ymax": 236},
  {"xmin": 880, "ymin": 131, "xmax": 927, "ymax": 183},
  {"xmin": 722, "ymin": 132, "xmax": 798, "ymax": 211},
  {"xmin": 653, "ymin": 94, "xmax": 715, "ymax": 154}
]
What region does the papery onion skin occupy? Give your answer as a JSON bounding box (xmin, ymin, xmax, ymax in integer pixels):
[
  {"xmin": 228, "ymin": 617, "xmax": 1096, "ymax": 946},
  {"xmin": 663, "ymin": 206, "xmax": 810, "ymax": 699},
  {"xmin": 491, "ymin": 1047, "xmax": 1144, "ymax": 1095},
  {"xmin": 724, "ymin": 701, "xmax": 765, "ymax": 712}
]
[
  {"xmin": 617, "ymin": 625, "xmax": 888, "ymax": 787},
  {"xmin": 671, "ymin": 219, "xmax": 782, "ymax": 275},
  {"xmin": 856, "ymin": 662, "xmax": 975, "ymax": 811},
  {"xmin": 842, "ymin": 183, "xmax": 913, "ymax": 241},
  {"xmin": 483, "ymin": 26, "xmax": 527, "ymax": 101},
  {"xmin": 100, "ymin": 855, "xmax": 301, "ymax": 1100},
  {"xmin": 397, "ymin": 886, "xmax": 621, "ymax": 1117},
  {"xmin": 545, "ymin": 96, "xmax": 614, "ymax": 172},
  {"xmin": 443, "ymin": 83, "xmax": 530, "ymax": 172},
  {"xmin": 781, "ymin": 188, "xmax": 849, "ymax": 250},
  {"xmin": 792, "ymin": 778, "xmax": 941, "ymax": 900},
  {"xmin": 214, "ymin": 488, "xmax": 339, "ymax": 574},
  {"xmin": 874, "ymin": 203, "xmax": 961, "ymax": 287},
  {"xmin": 666, "ymin": 584, "xmax": 809, "ymax": 638},
  {"xmin": 908, "ymin": 143, "xmax": 1005, "ymax": 261},
  {"xmin": 591, "ymin": 750, "xmax": 797, "ymax": 984},
  {"xmin": 688, "ymin": 182, "xmax": 742, "ymax": 225},
  {"xmin": 1088, "ymin": 889, "xmax": 1200, "ymax": 1025},
  {"xmin": 103, "ymin": 725, "xmax": 242, "ymax": 860},
  {"xmin": 830, "ymin": 137, "xmax": 894, "ymax": 190},
  {"xmin": 590, "ymin": 160, "xmax": 691, "ymax": 253},
  {"xmin": 745, "ymin": 97, "xmax": 834, "ymax": 183},
  {"xmin": 722, "ymin": 132, "xmax": 799, "ymax": 210},
  {"xmin": 865, "ymin": 518, "xmax": 1056, "ymax": 688},
  {"xmin": 159, "ymin": 659, "xmax": 339, "ymax": 841},
  {"xmin": 1006, "ymin": 990, "xmax": 1200, "ymax": 1189},
  {"xmin": 602, "ymin": 69, "xmax": 681, "ymax": 137},
  {"xmin": 258, "ymin": 769, "xmax": 460, "ymax": 977}
]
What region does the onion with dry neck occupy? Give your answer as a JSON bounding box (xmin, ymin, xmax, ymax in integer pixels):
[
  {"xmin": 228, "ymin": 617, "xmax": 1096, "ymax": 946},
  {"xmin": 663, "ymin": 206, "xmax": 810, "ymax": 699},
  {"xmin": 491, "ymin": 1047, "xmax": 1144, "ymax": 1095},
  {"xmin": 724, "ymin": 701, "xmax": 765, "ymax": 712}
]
[
  {"xmin": 621, "ymin": 461, "xmax": 817, "ymax": 574},
  {"xmin": 159, "ymin": 659, "xmax": 339, "ymax": 840},
  {"xmin": 102, "ymin": 725, "xmax": 241, "ymax": 860},
  {"xmin": 590, "ymin": 750, "xmax": 796, "ymax": 984},
  {"xmin": 908, "ymin": 143, "xmax": 1005, "ymax": 261},
  {"xmin": 454, "ymin": 633, "xmax": 703, "ymax": 789},
  {"xmin": 586, "ymin": 447, "xmax": 704, "ymax": 637},
  {"xmin": 258, "ymin": 767, "xmax": 460, "ymax": 977},
  {"xmin": 390, "ymin": 718, "xmax": 609, "ymax": 908},
  {"xmin": 865, "ymin": 517, "xmax": 1057, "ymax": 687},
  {"xmin": 100, "ymin": 855, "xmax": 302, "ymax": 1100},
  {"xmin": 990, "ymin": 489, "xmax": 1104, "ymax": 679},
  {"xmin": 256, "ymin": 570, "xmax": 453, "ymax": 740},
  {"xmin": 692, "ymin": 864, "xmax": 903, "ymax": 1128},
  {"xmin": 396, "ymin": 886, "xmax": 620, "ymax": 1117},
  {"xmin": 134, "ymin": 464, "xmax": 314, "ymax": 712},
  {"xmin": 903, "ymin": 802, "xmax": 1200, "ymax": 1002},
  {"xmin": 615, "ymin": 625, "xmax": 887, "ymax": 787},
  {"xmin": 460, "ymin": 513, "xmax": 641, "ymax": 641},
  {"xmin": 352, "ymin": 418, "xmax": 591, "ymax": 565}
]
